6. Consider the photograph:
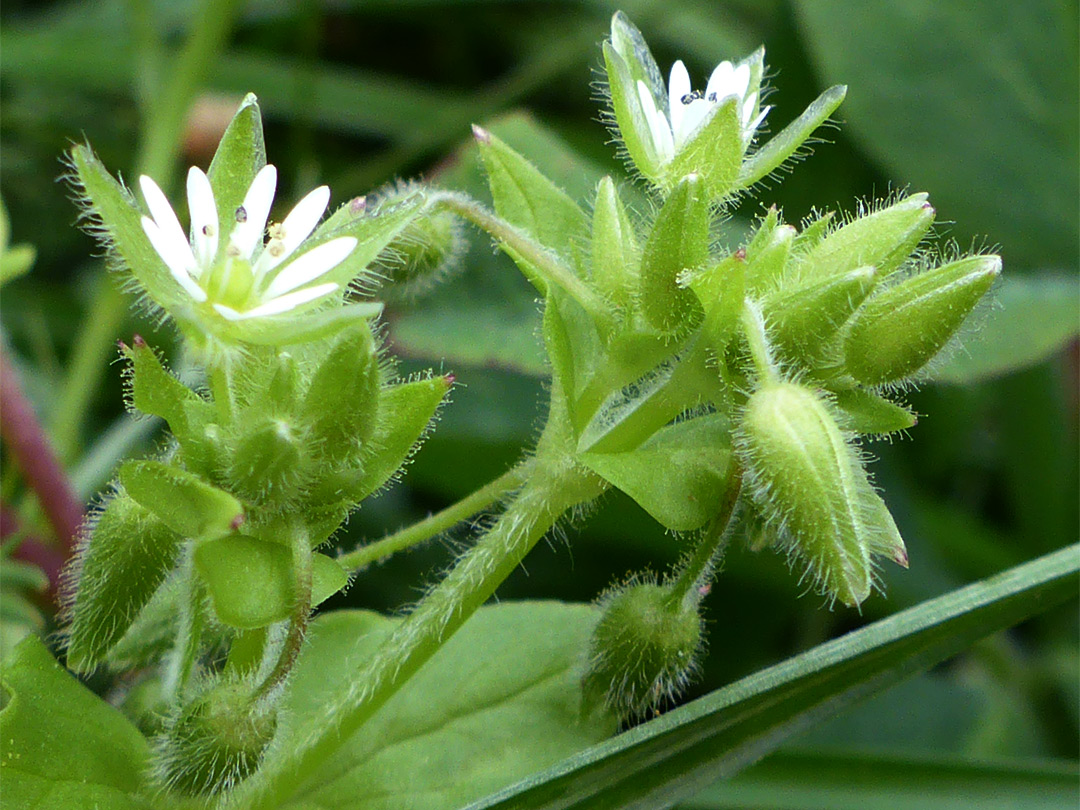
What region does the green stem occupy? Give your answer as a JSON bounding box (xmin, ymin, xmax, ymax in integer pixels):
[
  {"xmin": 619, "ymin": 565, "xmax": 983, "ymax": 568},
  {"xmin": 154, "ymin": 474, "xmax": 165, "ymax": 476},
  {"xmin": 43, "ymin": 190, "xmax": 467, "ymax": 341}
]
[
  {"xmin": 50, "ymin": 0, "xmax": 241, "ymax": 462},
  {"xmin": 253, "ymin": 525, "xmax": 312, "ymax": 704},
  {"xmin": 740, "ymin": 297, "xmax": 780, "ymax": 384},
  {"xmin": 665, "ymin": 464, "xmax": 743, "ymax": 610},
  {"xmin": 232, "ymin": 406, "xmax": 604, "ymax": 810},
  {"xmin": 338, "ymin": 465, "xmax": 528, "ymax": 573},
  {"xmin": 432, "ymin": 192, "xmax": 617, "ymax": 331},
  {"xmin": 164, "ymin": 551, "xmax": 206, "ymax": 704}
]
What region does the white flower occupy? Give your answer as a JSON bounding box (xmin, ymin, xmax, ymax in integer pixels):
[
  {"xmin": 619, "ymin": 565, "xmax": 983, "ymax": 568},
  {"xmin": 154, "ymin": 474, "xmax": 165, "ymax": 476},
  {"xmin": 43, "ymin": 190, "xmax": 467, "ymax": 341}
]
[
  {"xmin": 139, "ymin": 165, "xmax": 357, "ymax": 321},
  {"xmin": 636, "ymin": 58, "xmax": 769, "ymax": 165}
]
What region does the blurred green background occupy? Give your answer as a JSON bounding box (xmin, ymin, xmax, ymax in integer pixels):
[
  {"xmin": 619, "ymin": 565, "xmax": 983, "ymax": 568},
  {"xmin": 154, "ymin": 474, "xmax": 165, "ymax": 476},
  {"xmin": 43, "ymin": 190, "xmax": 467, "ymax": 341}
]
[{"xmin": 2, "ymin": 0, "xmax": 1077, "ymax": 790}]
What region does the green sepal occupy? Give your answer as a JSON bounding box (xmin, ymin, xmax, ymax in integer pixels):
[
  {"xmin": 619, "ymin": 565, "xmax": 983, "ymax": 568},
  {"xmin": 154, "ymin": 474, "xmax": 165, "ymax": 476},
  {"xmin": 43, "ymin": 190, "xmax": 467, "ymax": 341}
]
[
  {"xmin": 322, "ymin": 374, "xmax": 452, "ymax": 505},
  {"xmin": 682, "ymin": 254, "xmax": 747, "ymax": 358},
  {"xmin": 194, "ymin": 536, "xmax": 348, "ymax": 629},
  {"xmin": 609, "ymin": 11, "xmax": 666, "ymax": 104},
  {"xmin": 227, "ymin": 301, "xmax": 384, "ymax": 347},
  {"xmin": 638, "ymin": 175, "xmax": 707, "ymax": 335},
  {"xmin": 300, "ymin": 321, "xmax": 380, "ymax": 463},
  {"xmin": 792, "ymin": 194, "xmax": 935, "ymax": 285},
  {"xmin": 103, "ymin": 573, "xmax": 182, "ymax": 671},
  {"xmin": 830, "ymin": 388, "xmax": 918, "ymax": 435},
  {"xmin": 576, "ymin": 340, "xmax": 720, "ymax": 455},
  {"xmin": 66, "ymin": 493, "xmax": 182, "ymax": 672},
  {"xmin": 738, "ymin": 85, "xmax": 848, "ymax": 189},
  {"xmin": 591, "ymin": 176, "xmax": 640, "ymax": 307},
  {"xmin": 543, "ymin": 287, "xmax": 604, "ymax": 426},
  {"xmin": 793, "ymin": 210, "xmax": 835, "ymax": 252},
  {"xmin": 763, "ymin": 266, "xmax": 879, "ymax": 362},
  {"xmin": 207, "ymin": 93, "xmax": 266, "ymax": 263},
  {"xmin": 226, "ymin": 417, "xmax": 307, "ymax": 502},
  {"xmin": 68, "ymin": 144, "xmax": 190, "ymax": 314},
  {"xmin": 603, "ymin": 42, "xmax": 662, "ymax": 182},
  {"xmin": 744, "ymin": 209, "xmax": 795, "ymax": 294},
  {"xmin": 119, "ymin": 459, "xmax": 244, "ymax": 539},
  {"xmin": 581, "ymin": 413, "xmax": 732, "ymax": 531},
  {"xmin": 475, "ymin": 127, "xmax": 590, "ymax": 270},
  {"xmin": 669, "ymin": 95, "xmax": 744, "ymax": 201},
  {"xmin": 122, "ymin": 336, "xmax": 208, "ymax": 439},
  {"xmin": 844, "ymin": 255, "xmax": 1002, "ymax": 385}
]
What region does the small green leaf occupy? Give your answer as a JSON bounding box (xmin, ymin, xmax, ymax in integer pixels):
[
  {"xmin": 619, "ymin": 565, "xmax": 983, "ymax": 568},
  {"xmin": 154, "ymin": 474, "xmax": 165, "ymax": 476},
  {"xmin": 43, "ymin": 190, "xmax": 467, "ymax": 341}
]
[
  {"xmin": 831, "ymin": 388, "xmax": 917, "ymax": 435},
  {"xmin": 0, "ymin": 635, "xmax": 153, "ymax": 809},
  {"xmin": 194, "ymin": 536, "xmax": 347, "ymax": 629},
  {"xmin": 738, "ymin": 85, "xmax": 848, "ymax": 189},
  {"xmin": 122, "ymin": 336, "xmax": 206, "ymax": 437},
  {"xmin": 581, "ymin": 414, "xmax": 732, "ymax": 531},
  {"xmin": 119, "ymin": 459, "xmax": 244, "ymax": 539},
  {"xmin": 466, "ymin": 545, "xmax": 1079, "ymax": 810},
  {"xmin": 476, "ymin": 126, "xmax": 590, "ymax": 269},
  {"xmin": 66, "ymin": 493, "xmax": 182, "ymax": 672},
  {"xmin": 275, "ymin": 602, "xmax": 617, "ymax": 809},
  {"xmin": 930, "ymin": 273, "xmax": 1080, "ymax": 384},
  {"xmin": 207, "ymin": 93, "xmax": 266, "ymax": 254}
]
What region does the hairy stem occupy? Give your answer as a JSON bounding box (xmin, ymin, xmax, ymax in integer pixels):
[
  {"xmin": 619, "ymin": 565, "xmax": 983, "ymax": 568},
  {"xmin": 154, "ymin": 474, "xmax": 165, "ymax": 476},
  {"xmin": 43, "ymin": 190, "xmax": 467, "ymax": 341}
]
[
  {"xmin": 231, "ymin": 399, "xmax": 604, "ymax": 809},
  {"xmin": 338, "ymin": 465, "xmax": 528, "ymax": 573},
  {"xmin": 253, "ymin": 525, "xmax": 313, "ymax": 703},
  {"xmin": 432, "ymin": 192, "xmax": 617, "ymax": 331}
]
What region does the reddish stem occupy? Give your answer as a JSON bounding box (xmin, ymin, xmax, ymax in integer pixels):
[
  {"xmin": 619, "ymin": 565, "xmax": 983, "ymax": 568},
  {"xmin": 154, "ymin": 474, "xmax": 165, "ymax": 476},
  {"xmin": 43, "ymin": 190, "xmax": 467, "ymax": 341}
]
[{"xmin": 0, "ymin": 348, "xmax": 86, "ymax": 555}]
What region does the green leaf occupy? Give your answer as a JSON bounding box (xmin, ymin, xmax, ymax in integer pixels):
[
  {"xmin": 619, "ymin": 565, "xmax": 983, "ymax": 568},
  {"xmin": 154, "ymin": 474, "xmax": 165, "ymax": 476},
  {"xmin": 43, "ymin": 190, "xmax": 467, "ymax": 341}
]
[
  {"xmin": 122, "ymin": 336, "xmax": 206, "ymax": 438},
  {"xmin": 794, "ymin": 1, "xmax": 1079, "ymax": 268},
  {"xmin": 276, "ymin": 602, "xmax": 617, "ymax": 810},
  {"xmin": 0, "ymin": 635, "xmax": 153, "ymax": 809},
  {"xmin": 681, "ymin": 749, "xmax": 1080, "ymax": 810},
  {"xmin": 581, "ymin": 414, "xmax": 732, "ymax": 532},
  {"xmin": 737, "ymin": 85, "xmax": 848, "ymax": 189},
  {"xmin": 119, "ymin": 459, "xmax": 244, "ymax": 539},
  {"xmin": 194, "ymin": 535, "xmax": 347, "ymax": 629},
  {"xmin": 0, "ymin": 244, "xmax": 35, "ymax": 286},
  {"xmin": 464, "ymin": 544, "xmax": 1079, "ymax": 809},
  {"xmin": 930, "ymin": 273, "xmax": 1080, "ymax": 384}
]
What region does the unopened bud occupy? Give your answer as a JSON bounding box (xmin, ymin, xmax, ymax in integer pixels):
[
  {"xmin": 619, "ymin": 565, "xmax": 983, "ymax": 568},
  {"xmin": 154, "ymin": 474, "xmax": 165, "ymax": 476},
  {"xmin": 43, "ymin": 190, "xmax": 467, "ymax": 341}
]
[
  {"xmin": 793, "ymin": 195, "xmax": 934, "ymax": 285},
  {"xmin": 744, "ymin": 209, "xmax": 795, "ymax": 294},
  {"xmin": 371, "ymin": 203, "xmax": 463, "ymax": 300},
  {"xmin": 227, "ymin": 418, "xmax": 306, "ymax": 502},
  {"xmin": 583, "ymin": 580, "xmax": 704, "ymax": 720},
  {"xmin": 591, "ymin": 176, "xmax": 640, "ymax": 307},
  {"xmin": 843, "ymin": 255, "xmax": 1001, "ymax": 385},
  {"xmin": 736, "ymin": 382, "xmax": 903, "ymax": 607}
]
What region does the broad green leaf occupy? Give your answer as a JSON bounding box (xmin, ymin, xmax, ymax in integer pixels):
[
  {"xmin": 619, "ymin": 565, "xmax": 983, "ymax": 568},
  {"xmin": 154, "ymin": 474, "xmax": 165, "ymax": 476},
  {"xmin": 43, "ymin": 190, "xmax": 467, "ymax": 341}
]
[
  {"xmin": 194, "ymin": 536, "xmax": 347, "ymax": 629},
  {"xmin": 0, "ymin": 635, "xmax": 153, "ymax": 809},
  {"xmin": 930, "ymin": 274, "xmax": 1080, "ymax": 384},
  {"xmin": 275, "ymin": 602, "xmax": 617, "ymax": 810},
  {"xmin": 465, "ymin": 544, "xmax": 1079, "ymax": 810},
  {"xmin": 120, "ymin": 459, "xmax": 244, "ymax": 539},
  {"xmin": 66, "ymin": 494, "xmax": 182, "ymax": 672},
  {"xmin": 794, "ymin": 1, "xmax": 1079, "ymax": 268},
  {"xmin": 681, "ymin": 749, "xmax": 1079, "ymax": 810},
  {"xmin": 581, "ymin": 414, "xmax": 732, "ymax": 532}
]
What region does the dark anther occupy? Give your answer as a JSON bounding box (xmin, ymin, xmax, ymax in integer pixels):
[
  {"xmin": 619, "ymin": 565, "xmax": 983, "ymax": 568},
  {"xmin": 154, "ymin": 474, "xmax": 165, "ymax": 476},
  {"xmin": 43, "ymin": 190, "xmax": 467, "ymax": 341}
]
[
  {"xmin": 680, "ymin": 90, "xmax": 704, "ymax": 105},
  {"xmin": 235, "ymin": 206, "xmax": 248, "ymax": 223}
]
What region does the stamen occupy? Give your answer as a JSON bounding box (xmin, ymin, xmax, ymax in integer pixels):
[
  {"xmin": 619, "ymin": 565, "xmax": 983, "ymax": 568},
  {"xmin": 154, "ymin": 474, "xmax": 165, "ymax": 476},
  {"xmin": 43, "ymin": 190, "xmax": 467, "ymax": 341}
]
[
  {"xmin": 267, "ymin": 239, "xmax": 285, "ymax": 258},
  {"xmin": 202, "ymin": 224, "xmax": 216, "ymax": 237},
  {"xmin": 681, "ymin": 90, "xmax": 704, "ymax": 105},
  {"xmin": 268, "ymin": 222, "xmax": 285, "ymax": 240},
  {"xmin": 235, "ymin": 206, "xmax": 248, "ymax": 223}
]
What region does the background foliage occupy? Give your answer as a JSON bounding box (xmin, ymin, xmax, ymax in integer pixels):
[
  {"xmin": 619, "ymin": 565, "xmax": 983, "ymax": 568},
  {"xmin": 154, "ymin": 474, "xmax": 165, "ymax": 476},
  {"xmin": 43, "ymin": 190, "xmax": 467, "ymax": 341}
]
[{"xmin": 1, "ymin": 0, "xmax": 1077, "ymax": 806}]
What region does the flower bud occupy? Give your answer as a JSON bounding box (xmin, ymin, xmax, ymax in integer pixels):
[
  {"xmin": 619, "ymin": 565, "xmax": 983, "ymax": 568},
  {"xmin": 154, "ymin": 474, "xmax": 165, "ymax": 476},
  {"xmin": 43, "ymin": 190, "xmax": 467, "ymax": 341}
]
[
  {"xmin": 226, "ymin": 418, "xmax": 307, "ymax": 502},
  {"xmin": 158, "ymin": 679, "xmax": 276, "ymax": 796},
  {"xmin": 583, "ymin": 579, "xmax": 704, "ymax": 721},
  {"xmin": 736, "ymin": 382, "xmax": 902, "ymax": 606},
  {"xmin": 638, "ymin": 174, "xmax": 707, "ymax": 334},
  {"xmin": 843, "ymin": 255, "xmax": 1001, "ymax": 385},
  {"xmin": 371, "ymin": 202, "xmax": 463, "ymax": 300},
  {"xmin": 591, "ymin": 176, "xmax": 640, "ymax": 307},
  {"xmin": 792, "ymin": 194, "xmax": 934, "ymax": 285},
  {"xmin": 763, "ymin": 266, "xmax": 879, "ymax": 364},
  {"xmin": 744, "ymin": 208, "xmax": 795, "ymax": 294}
]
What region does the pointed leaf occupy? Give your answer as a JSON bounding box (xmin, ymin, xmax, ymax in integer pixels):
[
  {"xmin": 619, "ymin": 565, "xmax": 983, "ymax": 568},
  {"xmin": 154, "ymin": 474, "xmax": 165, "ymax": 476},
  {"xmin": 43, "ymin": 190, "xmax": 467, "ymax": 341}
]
[{"xmin": 119, "ymin": 459, "xmax": 243, "ymax": 539}]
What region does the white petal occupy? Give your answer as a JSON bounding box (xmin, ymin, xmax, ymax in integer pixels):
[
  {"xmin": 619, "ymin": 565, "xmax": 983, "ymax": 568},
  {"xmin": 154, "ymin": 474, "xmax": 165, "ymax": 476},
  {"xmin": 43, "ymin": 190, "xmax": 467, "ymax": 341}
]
[
  {"xmin": 186, "ymin": 167, "xmax": 218, "ymax": 273},
  {"xmin": 705, "ymin": 60, "xmax": 736, "ymax": 102},
  {"xmin": 221, "ymin": 282, "xmax": 339, "ymax": 320},
  {"xmin": 141, "ymin": 216, "xmax": 207, "ymax": 302},
  {"xmin": 252, "ymin": 185, "xmax": 330, "ymax": 280},
  {"xmin": 744, "ymin": 105, "xmax": 770, "ymax": 143},
  {"xmin": 676, "ymin": 98, "xmax": 712, "ymax": 148},
  {"xmin": 262, "ymin": 237, "xmax": 357, "ymax": 299},
  {"xmin": 667, "ymin": 60, "xmax": 692, "ymax": 136},
  {"xmin": 731, "ymin": 63, "xmax": 751, "ymax": 99},
  {"xmin": 741, "ymin": 92, "xmax": 758, "ymax": 126},
  {"xmin": 636, "ymin": 80, "xmax": 674, "ymax": 164},
  {"xmin": 228, "ymin": 164, "xmax": 277, "ymax": 259},
  {"xmin": 139, "ymin": 175, "xmax": 193, "ymax": 270}
]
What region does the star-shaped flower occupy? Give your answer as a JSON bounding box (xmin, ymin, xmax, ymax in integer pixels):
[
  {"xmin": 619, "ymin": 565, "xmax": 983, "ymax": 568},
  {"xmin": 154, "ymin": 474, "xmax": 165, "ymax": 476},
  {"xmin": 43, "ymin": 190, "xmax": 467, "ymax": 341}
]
[
  {"xmin": 139, "ymin": 165, "xmax": 357, "ymax": 322},
  {"xmin": 636, "ymin": 58, "xmax": 769, "ymax": 165}
]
